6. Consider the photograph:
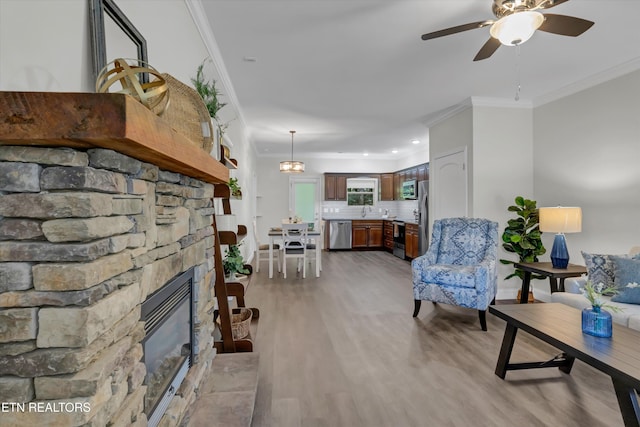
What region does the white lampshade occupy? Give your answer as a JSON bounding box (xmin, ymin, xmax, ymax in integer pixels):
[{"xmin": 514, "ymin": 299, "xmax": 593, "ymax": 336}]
[
  {"xmin": 279, "ymin": 160, "xmax": 305, "ymax": 173},
  {"xmin": 490, "ymin": 11, "xmax": 544, "ymax": 46},
  {"xmin": 539, "ymin": 207, "xmax": 582, "ymax": 233}
]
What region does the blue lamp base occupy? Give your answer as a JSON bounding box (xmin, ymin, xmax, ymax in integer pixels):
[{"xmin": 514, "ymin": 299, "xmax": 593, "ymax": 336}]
[{"xmin": 550, "ymin": 233, "xmax": 569, "ymax": 269}]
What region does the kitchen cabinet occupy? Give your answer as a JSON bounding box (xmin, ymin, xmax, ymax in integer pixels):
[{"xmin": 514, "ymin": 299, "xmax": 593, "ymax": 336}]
[
  {"xmin": 393, "ymin": 173, "xmax": 402, "ymax": 200},
  {"xmin": 380, "ymin": 173, "xmax": 394, "ymax": 201},
  {"xmin": 352, "ymin": 220, "xmax": 383, "ymax": 249},
  {"xmin": 394, "ymin": 171, "xmax": 406, "ymax": 200},
  {"xmin": 417, "ymin": 164, "xmax": 429, "ymax": 182},
  {"xmin": 406, "ymin": 167, "xmax": 417, "ymax": 181},
  {"xmin": 324, "ymin": 174, "xmax": 347, "ymax": 201},
  {"xmin": 405, "ymin": 223, "xmax": 419, "ymax": 259},
  {"xmin": 383, "ymin": 220, "xmax": 394, "ymax": 252}
]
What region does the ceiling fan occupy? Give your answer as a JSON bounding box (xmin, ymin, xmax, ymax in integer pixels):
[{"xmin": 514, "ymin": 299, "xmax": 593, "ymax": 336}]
[{"xmin": 421, "ymin": 0, "xmax": 594, "ymax": 61}]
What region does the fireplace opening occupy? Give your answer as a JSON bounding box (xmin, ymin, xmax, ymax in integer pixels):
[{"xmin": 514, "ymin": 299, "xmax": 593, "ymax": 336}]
[{"xmin": 141, "ymin": 267, "xmax": 195, "ymax": 427}]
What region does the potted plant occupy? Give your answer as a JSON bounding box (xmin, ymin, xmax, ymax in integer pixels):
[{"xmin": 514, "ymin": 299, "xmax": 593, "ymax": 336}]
[
  {"xmin": 191, "ymin": 59, "xmax": 227, "ymax": 121},
  {"xmin": 228, "ymin": 177, "xmax": 242, "ymax": 199},
  {"xmin": 223, "ymin": 244, "xmax": 249, "ymax": 280},
  {"xmin": 500, "ymin": 196, "xmax": 546, "ymax": 292}
]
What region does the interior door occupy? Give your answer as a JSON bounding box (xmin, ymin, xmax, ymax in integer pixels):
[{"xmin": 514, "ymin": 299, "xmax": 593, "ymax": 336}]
[
  {"xmin": 289, "ymin": 177, "xmax": 320, "ymax": 231},
  {"xmin": 432, "ymin": 147, "xmax": 468, "ymax": 220}
]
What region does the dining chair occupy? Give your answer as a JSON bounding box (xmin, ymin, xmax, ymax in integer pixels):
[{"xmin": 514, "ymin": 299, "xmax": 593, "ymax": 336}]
[
  {"xmin": 306, "ymin": 222, "xmax": 323, "ymax": 276},
  {"xmin": 281, "ymin": 223, "xmax": 308, "ymax": 278},
  {"xmin": 253, "ymin": 220, "xmax": 280, "ymax": 273}
]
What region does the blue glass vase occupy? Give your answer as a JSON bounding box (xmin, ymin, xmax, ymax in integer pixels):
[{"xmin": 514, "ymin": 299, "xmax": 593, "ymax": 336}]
[{"xmin": 581, "ymin": 306, "xmax": 612, "ymax": 338}]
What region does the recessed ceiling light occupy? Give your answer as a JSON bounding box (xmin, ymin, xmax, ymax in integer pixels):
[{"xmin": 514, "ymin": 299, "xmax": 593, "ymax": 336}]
[
  {"xmin": 412, "ymin": 139, "xmax": 420, "ymax": 145},
  {"xmin": 392, "ymin": 149, "xmax": 398, "ymax": 154},
  {"xmin": 363, "ymin": 153, "xmax": 369, "ymax": 156},
  {"xmin": 243, "ymin": 56, "xmax": 258, "ymax": 62}
]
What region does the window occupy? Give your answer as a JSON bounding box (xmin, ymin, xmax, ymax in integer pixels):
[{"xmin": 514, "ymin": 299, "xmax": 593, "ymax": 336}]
[{"xmin": 346, "ymin": 178, "xmax": 377, "ymax": 206}]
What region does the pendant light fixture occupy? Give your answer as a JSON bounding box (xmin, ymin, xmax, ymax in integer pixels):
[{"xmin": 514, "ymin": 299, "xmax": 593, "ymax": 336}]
[{"xmin": 279, "ymin": 130, "xmax": 304, "ymax": 173}]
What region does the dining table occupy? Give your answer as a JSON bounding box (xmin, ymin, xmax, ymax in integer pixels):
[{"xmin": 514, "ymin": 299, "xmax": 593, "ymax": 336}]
[{"xmin": 268, "ymin": 227, "xmax": 322, "ymax": 278}]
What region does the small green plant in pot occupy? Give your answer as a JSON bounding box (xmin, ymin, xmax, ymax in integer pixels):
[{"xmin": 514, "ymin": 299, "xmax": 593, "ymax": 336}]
[
  {"xmin": 500, "ymin": 196, "xmax": 546, "ymax": 281},
  {"xmin": 223, "ymin": 244, "xmax": 249, "ymax": 279},
  {"xmin": 228, "ymin": 177, "xmax": 242, "ymax": 198}
]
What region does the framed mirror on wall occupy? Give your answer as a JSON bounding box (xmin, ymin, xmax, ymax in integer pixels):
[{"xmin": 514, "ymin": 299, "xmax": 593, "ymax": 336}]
[{"xmin": 88, "ymin": 0, "xmax": 148, "ymax": 87}]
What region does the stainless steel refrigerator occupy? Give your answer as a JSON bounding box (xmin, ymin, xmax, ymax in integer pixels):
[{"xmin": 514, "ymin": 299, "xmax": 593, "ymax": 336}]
[{"xmin": 418, "ymin": 180, "xmax": 429, "ymax": 256}]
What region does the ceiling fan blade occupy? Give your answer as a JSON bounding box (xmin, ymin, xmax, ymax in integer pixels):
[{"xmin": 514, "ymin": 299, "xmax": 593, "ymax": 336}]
[
  {"xmin": 535, "ymin": 0, "xmax": 571, "ymax": 10},
  {"xmin": 421, "ymin": 20, "xmax": 493, "ymax": 41},
  {"xmin": 538, "ymin": 14, "xmax": 594, "ymax": 36},
  {"xmin": 473, "ymin": 37, "xmax": 501, "ymax": 61}
]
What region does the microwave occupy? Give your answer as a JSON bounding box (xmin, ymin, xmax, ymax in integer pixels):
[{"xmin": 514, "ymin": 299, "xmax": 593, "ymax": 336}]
[{"xmin": 402, "ymin": 179, "xmax": 417, "ymax": 200}]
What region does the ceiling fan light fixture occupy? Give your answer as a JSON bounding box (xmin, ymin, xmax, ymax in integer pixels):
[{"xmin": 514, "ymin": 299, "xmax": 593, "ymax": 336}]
[
  {"xmin": 490, "ymin": 11, "xmax": 544, "ymax": 46},
  {"xmin": 279, "ymin": 130, "xmax": 305, "ymax": 173}
]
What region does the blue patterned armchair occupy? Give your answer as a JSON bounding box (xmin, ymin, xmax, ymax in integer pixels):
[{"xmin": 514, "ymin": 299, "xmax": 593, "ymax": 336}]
[{"xmin": 412, "ymin": 217, "xmax": 498, "ymax": 330}]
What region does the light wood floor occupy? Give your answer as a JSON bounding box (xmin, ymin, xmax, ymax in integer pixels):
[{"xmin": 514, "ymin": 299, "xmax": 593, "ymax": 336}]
[{"xmin": 246, "ymin": 251, "xmax": 624, "ymax": 427}]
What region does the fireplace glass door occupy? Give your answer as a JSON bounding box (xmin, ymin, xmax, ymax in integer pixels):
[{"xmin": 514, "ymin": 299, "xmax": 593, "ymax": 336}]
[{"xmin": 141, "ymin": 268, "xmax": 194, "ymax": 425}]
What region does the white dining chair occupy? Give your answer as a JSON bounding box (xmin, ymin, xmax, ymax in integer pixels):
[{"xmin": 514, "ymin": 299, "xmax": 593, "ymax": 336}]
[
  {"xmin": 306, "ymin": 222, "xmax": 323, "ymax": 276},
  {"xmin": 253, "ymin": 220, "xmax": 280, "ymax": 273},
  {"xmin": 281, "ymin": 223, "xmax": 308, "ymax": 278}
]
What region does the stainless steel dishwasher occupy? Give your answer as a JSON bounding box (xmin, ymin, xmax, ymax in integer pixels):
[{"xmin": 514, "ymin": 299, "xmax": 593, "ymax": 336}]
[{"xmin": 329, "ymin": 220, "xmax": 352, "ymax": 249}]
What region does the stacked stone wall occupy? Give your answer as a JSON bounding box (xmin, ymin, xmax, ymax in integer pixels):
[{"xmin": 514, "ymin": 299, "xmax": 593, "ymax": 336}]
[{"xmin": 0, "ymin": 146, "xmax": 217, "ymax": 426}]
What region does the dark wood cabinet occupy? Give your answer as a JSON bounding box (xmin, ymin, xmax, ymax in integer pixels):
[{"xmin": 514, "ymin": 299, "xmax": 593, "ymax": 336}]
[
  {"xmin": 417, "ymin": 164, "xmax": 429, "ymax": 182},
  {"xmin": 405, "ymin": 223, "xmax": 419, "ymax": 259},
  {"xmin": 393, "ymin": 173, "xmax": 402, "ymax": 200},
  {"xmin": 406, "ymin": 167, "xmax": 417, "ymax": 181},
  {"xmin": 395, "ymin": 171, "xmax": 406, "ymax": 200},
  {"xmin": 324, "ymin": 174, "xmax": 347, "ymax": 201},
  {"xmin": 383, "ymin": 220, "xmax": 394, "ymax": 252},
  {"xmin": 352, "ymin": 220, "xmax": 383, "ymax": 249},
  {"xmin": 380, "ymin": 173, "xmax": 394, "ymax": 201}
]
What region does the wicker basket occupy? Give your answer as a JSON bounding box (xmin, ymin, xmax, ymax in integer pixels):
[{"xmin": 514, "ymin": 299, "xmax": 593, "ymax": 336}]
[
  {"xmin": 158, "ymin": 73, "xmax": 214, "ymax": 152},
  {"xmin": 230, "ymin": 308, "xmax": 252, "ymax": 340}
]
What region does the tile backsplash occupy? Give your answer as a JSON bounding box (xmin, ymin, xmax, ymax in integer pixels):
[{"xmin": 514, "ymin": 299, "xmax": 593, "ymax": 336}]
[{"xmin": 322, "ymin": 199, "xmax": 419, "ymax": 221}]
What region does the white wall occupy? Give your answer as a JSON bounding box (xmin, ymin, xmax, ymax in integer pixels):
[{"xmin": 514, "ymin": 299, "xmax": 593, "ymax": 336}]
[
  {"xmin": 473, "ymin": 106, "xmax": 534, "ymax": 299},
  {"xmin": 534, "ymin": 69, "xmax": 640, "ymax": 261},
  {"xmin": 1, "ymin": 0, "xmax": 93, "ymax": 91}
]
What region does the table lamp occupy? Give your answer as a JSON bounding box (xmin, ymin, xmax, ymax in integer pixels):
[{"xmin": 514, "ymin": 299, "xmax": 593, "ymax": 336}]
[{"xmin": 539, "ymin": 206, "xmax": 582, "ymax": 269}]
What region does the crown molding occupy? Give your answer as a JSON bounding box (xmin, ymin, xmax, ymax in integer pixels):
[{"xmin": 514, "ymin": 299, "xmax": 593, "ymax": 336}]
[
  {"xmin": 533, "ymin": 57, "xmax": 640, "ymax": 107},
  {"xmin": 185, "ymin": 0, "xmax": 248, "ymax": 133},
  {"xmin": 470, "ymin": 96, "xmax": 533, "ymax": 109},
  {"xmin": 421, "ymin": 100, "xmax": 472, "ymax": 128}
]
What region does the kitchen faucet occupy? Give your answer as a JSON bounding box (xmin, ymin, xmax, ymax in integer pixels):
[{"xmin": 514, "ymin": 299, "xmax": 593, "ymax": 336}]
[{"xmin": 361, "ymin": 206, "xmax": 372, "ymax": 218}]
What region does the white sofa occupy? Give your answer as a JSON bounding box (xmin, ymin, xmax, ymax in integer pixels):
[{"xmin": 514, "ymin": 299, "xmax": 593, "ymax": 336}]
[{"xmin": 550, "ymin": 247, "xmax": 640, "ymax": 331}]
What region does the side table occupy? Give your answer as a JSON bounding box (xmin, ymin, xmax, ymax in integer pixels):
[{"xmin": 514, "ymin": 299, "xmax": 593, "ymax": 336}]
[{"xmin": 515, "ymin": 262, "xmax": 587, "ymax": 304}]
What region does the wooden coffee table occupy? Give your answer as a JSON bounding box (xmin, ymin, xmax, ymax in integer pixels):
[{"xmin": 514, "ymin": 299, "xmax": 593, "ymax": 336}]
[{"xmin": 490, "ymin": 303, "xmax": 640, "ymax": 427}]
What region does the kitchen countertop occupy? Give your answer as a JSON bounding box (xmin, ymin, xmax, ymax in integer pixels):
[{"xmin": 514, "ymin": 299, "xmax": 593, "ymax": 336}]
[{"xmin": 322, "ymin": 217, "xmax": 419, "ymax": 224}]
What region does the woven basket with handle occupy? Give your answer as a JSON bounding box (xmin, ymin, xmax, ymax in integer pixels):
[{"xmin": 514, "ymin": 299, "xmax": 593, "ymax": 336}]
[{"xmin": 159, "ymin": 73, "xmax": 214, "ymax": 153}]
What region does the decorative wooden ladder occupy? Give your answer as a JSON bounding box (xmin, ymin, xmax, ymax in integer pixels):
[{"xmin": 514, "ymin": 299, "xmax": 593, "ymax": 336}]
[{"xmin": 212, "ymin": 183, "xmax": 258, "ymax": 353}]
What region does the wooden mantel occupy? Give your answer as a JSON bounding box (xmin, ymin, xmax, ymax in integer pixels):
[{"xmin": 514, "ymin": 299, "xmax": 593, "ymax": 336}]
[{"xmin": 0, "ymin": 91, "xmax": 229, "ymax": 184}]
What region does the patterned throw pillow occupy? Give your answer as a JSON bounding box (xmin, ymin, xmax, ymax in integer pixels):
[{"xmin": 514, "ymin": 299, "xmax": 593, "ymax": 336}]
[
  {"xmin": 581, "ymin": 251, "xmax": 629, "ymax": 291},
  {"xmin": 611, "ymin": 256, "xmax": 640, "ymax": 304}
]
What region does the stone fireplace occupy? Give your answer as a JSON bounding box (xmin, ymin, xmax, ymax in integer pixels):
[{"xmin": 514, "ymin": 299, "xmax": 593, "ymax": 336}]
[{"xmin": 0, "ymin": 91, "xmax": 229, "ymax": 426}]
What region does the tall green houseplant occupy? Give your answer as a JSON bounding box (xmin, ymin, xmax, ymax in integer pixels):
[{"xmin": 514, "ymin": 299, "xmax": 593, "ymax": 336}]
[{"xmin": 500, "ymin": 196, "xmax": 546, "ymax": 281}]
